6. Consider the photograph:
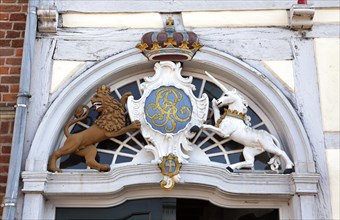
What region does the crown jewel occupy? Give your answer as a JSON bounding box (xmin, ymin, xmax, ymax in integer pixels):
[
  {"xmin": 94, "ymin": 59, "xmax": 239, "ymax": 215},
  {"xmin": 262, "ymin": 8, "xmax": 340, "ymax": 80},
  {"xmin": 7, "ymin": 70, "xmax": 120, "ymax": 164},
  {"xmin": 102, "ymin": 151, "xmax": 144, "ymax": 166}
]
[
  {"xmin": 136, "ymin": 17, "xmax": 203, "ymax": 61},
  {"xmin": 96, "ymin": 85, "xmax": 111, "ymax": 94}
]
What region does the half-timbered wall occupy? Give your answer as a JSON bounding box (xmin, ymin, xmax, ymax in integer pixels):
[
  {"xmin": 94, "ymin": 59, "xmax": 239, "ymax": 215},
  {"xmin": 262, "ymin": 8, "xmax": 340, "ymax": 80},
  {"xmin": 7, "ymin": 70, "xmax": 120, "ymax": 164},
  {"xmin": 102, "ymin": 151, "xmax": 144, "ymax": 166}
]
[{"xmin": 1, "ymin": 1, "xmax": 339, "ymax": 219}]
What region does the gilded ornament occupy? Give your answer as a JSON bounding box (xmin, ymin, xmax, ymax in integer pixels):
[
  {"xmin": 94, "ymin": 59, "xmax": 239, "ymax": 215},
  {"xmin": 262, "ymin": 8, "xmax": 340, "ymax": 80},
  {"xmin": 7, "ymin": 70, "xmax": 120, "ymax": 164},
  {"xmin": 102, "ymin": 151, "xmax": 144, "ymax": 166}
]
[
  {"xmin": 127, "ymin": 62, "xmax": 209, "ymax": 190},
  {"xmin": 164, "ymin": 38, "xmax": 177, "ymax": 47},
  {"xmin": 179, "ymin": 41, "xmax": 190, "ymax": 50},
  {"xmin": 159, "ymin": 154, "xmax": 182, "ymax": 190},
  {"xmin": 151, "ymin": 42, "xmax": 161, "ymax": 50},
  {"xmin": 48, "ymin": 86, "xmax": 141, "ymax": 173},
  {"xmin": 136, "ymin": 43, "xmax": 148, "ymax": 51},
  {"xmin": 166, "ymin": 17, "xmax": 174, "ymax": 26},
  {"xmin": 145, "ymin": 86, "xmax": 192, "ymax": 134},
  {"xmin": 136, "ymin": 17, "xmax": 203, "ymax": 61},
  {"xmin": 192, "ymin": 42, "xmax": 203, "ymax": 50},
  {"xmin": 215, "ymin": 108, "xmax": 247, "ymax": 127}
]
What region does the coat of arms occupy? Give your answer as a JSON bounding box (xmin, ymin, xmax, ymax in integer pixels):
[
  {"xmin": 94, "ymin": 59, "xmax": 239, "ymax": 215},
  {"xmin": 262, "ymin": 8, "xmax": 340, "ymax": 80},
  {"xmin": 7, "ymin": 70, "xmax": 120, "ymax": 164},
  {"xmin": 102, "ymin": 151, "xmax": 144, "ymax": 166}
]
[{"xmin": 127, "ymin": 61, "xmax": 209, "ymax": 189}]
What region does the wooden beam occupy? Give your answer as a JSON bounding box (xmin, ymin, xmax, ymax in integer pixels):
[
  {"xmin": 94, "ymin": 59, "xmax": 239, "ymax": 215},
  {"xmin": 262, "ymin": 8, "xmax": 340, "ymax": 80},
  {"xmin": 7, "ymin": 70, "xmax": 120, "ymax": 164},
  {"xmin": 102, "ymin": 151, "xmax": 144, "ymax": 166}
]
[{"xmin": 52, "ymin": 0, "xmax": 340, "ymax": 13}]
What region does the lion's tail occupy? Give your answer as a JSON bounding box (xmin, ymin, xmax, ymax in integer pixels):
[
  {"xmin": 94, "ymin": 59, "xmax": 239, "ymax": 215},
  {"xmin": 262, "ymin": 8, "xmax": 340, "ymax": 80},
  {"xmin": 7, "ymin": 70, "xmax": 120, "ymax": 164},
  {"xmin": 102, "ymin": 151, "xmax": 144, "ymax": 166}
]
[
  {"xmin": 64, "ymin": 105, "xmax": 90, "ymax": 137},
  {"xmin": 120, "ymin": 92, "xmax": 131, "ymax": 111}
]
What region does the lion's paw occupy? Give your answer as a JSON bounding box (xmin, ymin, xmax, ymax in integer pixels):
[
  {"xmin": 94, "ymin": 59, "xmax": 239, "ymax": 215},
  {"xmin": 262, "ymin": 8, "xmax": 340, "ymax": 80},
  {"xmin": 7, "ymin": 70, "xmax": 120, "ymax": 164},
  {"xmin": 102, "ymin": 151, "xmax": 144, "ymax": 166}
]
[
  {"xmin": 132, "ymin": 120, "xmax": 141, "ymax": 129},
  {"xmin": 100, "ymin": 164, "xmax": 111, "ymax": 172}
]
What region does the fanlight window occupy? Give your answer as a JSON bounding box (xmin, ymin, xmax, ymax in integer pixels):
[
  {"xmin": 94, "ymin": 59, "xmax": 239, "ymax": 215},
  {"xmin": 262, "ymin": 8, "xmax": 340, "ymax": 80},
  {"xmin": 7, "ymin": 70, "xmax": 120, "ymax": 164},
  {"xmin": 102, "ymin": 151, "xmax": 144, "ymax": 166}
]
[{"xmin": 60, "ymin": 74, "xmax": 274, "ymax": 171}]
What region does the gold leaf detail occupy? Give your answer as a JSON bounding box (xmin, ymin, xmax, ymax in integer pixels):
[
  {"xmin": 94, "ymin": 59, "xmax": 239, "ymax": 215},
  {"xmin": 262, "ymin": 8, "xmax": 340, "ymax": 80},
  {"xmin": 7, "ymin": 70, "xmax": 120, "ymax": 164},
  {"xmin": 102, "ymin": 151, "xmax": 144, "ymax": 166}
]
[
  {"xmin": 151, "ymin": 42, "xmax": 161, "ymax": 50},
  {"xmin": 136, "ymin": 43, "xmax": 148, "ymax": 51},
  {"xmin": 179, "ymin": 41, "xmax": 189, "ymax": 50},
  {"xmin": 164, "ymin": 38, "xmax": 177, "ymax": 47},
  {"xmin": 192, "ymin": 42, "xmax": 203, "ymax": 50}
]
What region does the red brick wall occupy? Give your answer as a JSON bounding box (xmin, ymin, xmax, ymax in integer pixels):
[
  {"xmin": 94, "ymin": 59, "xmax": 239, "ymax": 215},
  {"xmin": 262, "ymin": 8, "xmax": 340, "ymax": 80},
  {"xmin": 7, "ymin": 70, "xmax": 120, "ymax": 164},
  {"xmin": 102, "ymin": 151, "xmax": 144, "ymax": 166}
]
[{"xmin": 0, "ymin": 0, "xmax": 27, "ymax": 217}]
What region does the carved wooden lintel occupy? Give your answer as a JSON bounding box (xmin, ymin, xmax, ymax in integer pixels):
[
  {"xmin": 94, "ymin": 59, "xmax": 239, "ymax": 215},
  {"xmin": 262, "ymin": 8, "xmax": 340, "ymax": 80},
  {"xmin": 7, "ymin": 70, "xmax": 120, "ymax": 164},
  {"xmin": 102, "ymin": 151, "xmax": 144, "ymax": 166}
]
[
  {"xmin": 37, "ymin": 9, "xmax": 59, "ymax": 33},
  {"xmin": 289, "ymin": 4, "xmax": 315, "ymax": 30}
]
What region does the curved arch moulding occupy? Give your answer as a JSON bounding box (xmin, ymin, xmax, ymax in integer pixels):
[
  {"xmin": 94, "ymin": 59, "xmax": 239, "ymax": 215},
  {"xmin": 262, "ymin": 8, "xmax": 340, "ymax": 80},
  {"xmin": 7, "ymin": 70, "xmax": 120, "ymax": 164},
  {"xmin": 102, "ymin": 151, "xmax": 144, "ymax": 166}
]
[{"xmin": 26, "ymin": 47, "xmax": 314, "ymax": 175}]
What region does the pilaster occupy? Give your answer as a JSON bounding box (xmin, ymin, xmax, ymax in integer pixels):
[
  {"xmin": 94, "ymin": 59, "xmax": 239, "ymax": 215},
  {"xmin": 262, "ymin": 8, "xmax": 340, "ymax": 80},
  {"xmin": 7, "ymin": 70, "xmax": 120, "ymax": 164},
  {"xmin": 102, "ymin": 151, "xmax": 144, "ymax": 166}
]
[{"xmin": 292, "ymin": 38, "xmax": 332, "ymax": 219}]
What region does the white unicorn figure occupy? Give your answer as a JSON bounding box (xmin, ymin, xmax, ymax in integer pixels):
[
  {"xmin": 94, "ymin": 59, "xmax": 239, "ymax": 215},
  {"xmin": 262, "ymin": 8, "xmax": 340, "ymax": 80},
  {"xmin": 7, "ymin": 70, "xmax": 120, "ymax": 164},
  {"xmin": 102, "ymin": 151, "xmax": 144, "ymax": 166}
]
[{"xmin": 202, "ymin": 71, "xmax": 294, "ymax": 174}]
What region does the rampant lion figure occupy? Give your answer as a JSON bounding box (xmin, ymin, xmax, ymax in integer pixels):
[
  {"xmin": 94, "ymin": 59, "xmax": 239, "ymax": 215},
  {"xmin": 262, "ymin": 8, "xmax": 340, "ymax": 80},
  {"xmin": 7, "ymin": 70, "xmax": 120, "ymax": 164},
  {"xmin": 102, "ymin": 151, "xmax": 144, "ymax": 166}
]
[{"xmin": 48, "ymin": 85, "xmax": 141, "ymax": 173}]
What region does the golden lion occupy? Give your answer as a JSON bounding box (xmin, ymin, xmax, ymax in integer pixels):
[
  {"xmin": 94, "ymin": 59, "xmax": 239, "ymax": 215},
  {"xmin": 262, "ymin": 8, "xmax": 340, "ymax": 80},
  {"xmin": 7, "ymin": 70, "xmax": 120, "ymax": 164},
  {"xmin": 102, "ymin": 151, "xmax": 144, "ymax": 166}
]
[{"xmin": 48, "ymin": 86, "xmax": 141, "ymax": 172}]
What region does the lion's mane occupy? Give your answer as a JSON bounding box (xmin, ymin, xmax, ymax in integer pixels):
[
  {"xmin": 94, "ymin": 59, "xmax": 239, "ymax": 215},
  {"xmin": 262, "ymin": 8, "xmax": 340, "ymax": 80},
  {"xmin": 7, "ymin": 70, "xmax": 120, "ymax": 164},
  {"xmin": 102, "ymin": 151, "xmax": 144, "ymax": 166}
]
[{"xmin": 95, "ymin": 94, "xmax": 126, "ymax": 132}]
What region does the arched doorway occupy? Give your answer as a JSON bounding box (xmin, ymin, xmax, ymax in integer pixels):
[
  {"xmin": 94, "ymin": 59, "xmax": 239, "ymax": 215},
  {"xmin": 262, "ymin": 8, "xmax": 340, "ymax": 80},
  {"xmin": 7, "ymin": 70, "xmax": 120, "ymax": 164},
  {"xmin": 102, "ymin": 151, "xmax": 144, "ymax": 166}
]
[{"xmin": 22, "ymin": 48, "xmax": 318, "ymax": 220}]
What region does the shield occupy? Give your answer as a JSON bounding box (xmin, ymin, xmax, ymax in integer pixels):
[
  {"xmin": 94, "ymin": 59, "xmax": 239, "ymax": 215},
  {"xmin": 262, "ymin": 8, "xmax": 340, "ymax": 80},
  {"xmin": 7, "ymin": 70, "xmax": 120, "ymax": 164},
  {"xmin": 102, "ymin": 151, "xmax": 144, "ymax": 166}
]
[{"xmin": 159, "ymin": 154, "xmax": 181, "ymax": 177}]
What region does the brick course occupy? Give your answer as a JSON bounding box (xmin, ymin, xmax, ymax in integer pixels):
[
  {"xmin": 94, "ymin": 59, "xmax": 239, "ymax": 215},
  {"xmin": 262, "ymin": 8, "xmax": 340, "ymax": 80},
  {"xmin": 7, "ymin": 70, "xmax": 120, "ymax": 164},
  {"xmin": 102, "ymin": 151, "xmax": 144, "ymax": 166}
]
[{"xmin": 0, "ymin": 0, "xmax": 28, "ymax": 217}]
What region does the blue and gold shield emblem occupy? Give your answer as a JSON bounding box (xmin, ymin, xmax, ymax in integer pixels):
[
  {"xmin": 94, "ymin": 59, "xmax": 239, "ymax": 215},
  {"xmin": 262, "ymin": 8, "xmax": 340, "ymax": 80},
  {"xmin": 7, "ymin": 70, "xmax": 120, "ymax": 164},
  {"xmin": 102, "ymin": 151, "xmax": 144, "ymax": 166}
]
[
  {"xmin": 127, "ymin": 62, "xmax": 210, "ymax": 190},
  {"xmin": 159, "ymin": 154, "xmax": 181, "ymax": 177},
  {"xmin": 145, "ymin": 86, "xmax": 192, "ymax": 134},
  {"xmin": 159, "ymin": 154, "xmax": 182, "ymax": 190}
]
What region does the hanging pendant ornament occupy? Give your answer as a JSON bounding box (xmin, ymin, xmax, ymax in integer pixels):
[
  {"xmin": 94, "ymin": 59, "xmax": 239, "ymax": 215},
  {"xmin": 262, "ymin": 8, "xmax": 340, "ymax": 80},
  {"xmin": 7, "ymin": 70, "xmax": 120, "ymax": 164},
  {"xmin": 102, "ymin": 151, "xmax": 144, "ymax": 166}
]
[{"xmin": 158, "ymin": 154, "xmax": 182, "ymax": 190}]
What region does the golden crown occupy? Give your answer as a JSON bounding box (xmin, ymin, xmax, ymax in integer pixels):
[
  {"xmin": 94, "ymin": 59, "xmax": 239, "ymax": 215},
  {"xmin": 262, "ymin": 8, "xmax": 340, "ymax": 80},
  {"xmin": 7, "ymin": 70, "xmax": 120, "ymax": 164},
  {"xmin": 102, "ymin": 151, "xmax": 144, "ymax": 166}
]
[
  {"xmin": 136, "ymin": 17, "xmax": 203, "ymax": 61},
  {"xmin": 96, "ymin": 85, "xmax": 111, "ymax": 94}
]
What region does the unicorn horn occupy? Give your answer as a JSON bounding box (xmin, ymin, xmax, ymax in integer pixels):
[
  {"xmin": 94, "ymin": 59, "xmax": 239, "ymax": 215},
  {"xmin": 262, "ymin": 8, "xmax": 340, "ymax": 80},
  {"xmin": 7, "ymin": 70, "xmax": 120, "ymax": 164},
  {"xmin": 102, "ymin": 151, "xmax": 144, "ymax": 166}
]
[{"xmin": 204, "ymin": 71, "xmax": 229, "ymax": 94}]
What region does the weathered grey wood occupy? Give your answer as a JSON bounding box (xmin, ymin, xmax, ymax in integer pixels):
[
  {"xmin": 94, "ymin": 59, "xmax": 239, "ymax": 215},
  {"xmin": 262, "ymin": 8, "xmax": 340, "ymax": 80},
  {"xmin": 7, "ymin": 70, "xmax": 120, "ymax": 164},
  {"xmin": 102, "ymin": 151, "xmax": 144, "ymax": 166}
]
[
  {"xmin": 292, "ymin": 38, "xmax": 332, "ymax": 219},
  {"xmin": 53, "ymin": 28, "xmax": 294, "ymax": 60},
  {"xmin": 305, "ymin": 24, "xmax": 340, "ymax": 38},
  {"xmin": 38, "ymin": 28, "xmax": 156, "ymax": 40},
  {"xmin": 324, "ymin": 132, "xmax": 340, "ymax": 149},
  {"xmin": 39, "ymin": 26, "xmax": 340, "ymax": 42},
  {"xmin": 202, "ymin": 39, "xmax": 293, "ymax": 60},
  {"xmin": 52, "ymin": 0, "xmax": 340, "ymax": 13},
  {"xmin": 192, "ymin": 27, "xmax": 298, "ymax": 40},
  {"xmin": 53, "ymin": 39, "xmax": 292, "ymax": 61},
  {"xmin": 41, "ymin": 27, "xmax": 297, "ymax": 40},
  {"xmin": 53, "ymin": 40, "xmax": 138, "ymax": 61},
  {"xmin": 24, "ymin": 39, "xmax": 56, "ymax": 161}
]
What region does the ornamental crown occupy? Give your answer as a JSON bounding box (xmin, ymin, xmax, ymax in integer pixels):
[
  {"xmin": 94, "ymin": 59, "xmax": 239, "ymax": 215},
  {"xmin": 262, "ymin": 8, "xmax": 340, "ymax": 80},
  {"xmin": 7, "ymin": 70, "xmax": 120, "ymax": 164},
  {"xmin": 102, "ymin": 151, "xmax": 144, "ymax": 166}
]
[
  {"xmin": 136, "ymin": 17, "xmax": 203, "ymax": 61},
  {"xmin": 96, "ymin": 85, "xmax": 111, "ymax": 94}
]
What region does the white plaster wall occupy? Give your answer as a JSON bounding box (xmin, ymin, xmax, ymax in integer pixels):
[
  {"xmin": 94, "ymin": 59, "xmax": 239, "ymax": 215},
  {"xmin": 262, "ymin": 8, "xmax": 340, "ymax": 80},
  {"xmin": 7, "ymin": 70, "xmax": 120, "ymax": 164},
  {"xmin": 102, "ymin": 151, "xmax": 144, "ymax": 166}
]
[
  {"xmin": 51, "ymin": 60, "xmax": 84, "ymax": 93},
  {"xmin": 314, "ymin": 38, "xmax": 340, "ymax": 132},
  {"xmin": 62, "ymin": 13, "xmax": 163, "ymax": 28},
  {"xmin": 262, "ymin": 60, "xmax": 295, "ymax": 92},
  {"xmin": 315, "ymin": 38, "xmax": 340, "ymax": 220},
  {"xmin": 314, "ymin": 9, "xmax": 340, "ymax": 24},
  {"xmin": 61, "ymin": 11, "xmax": 289, "ymax": 28},
  {"xmin": 326, "ymin": 149, "xmax": 340, "ymax": 220},
  {"xmin": 182, "ymin": 10, "xmax": 288, "ymax": 27}
]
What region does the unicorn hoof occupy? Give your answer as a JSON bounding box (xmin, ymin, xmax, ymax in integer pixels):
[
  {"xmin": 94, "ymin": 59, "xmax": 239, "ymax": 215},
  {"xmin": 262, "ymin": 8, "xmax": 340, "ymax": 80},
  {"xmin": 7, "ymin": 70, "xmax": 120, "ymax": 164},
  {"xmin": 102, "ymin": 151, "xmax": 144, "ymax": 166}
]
[
  {"xmin": 226, "ymin": 166, "xmax": 234, "ymax": 172},
  {"xmin": 283, "ymin": 168, "xmax": 294, "ymax": 174}
]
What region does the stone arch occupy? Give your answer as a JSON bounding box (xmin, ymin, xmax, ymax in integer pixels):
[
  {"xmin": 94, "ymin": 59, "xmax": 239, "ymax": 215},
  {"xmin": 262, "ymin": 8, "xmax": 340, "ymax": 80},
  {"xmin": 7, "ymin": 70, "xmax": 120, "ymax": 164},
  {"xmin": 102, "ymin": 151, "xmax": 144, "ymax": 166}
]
[{"xmin": 26, "ymin": 47, "xmax": 314, "ymax": 174}]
